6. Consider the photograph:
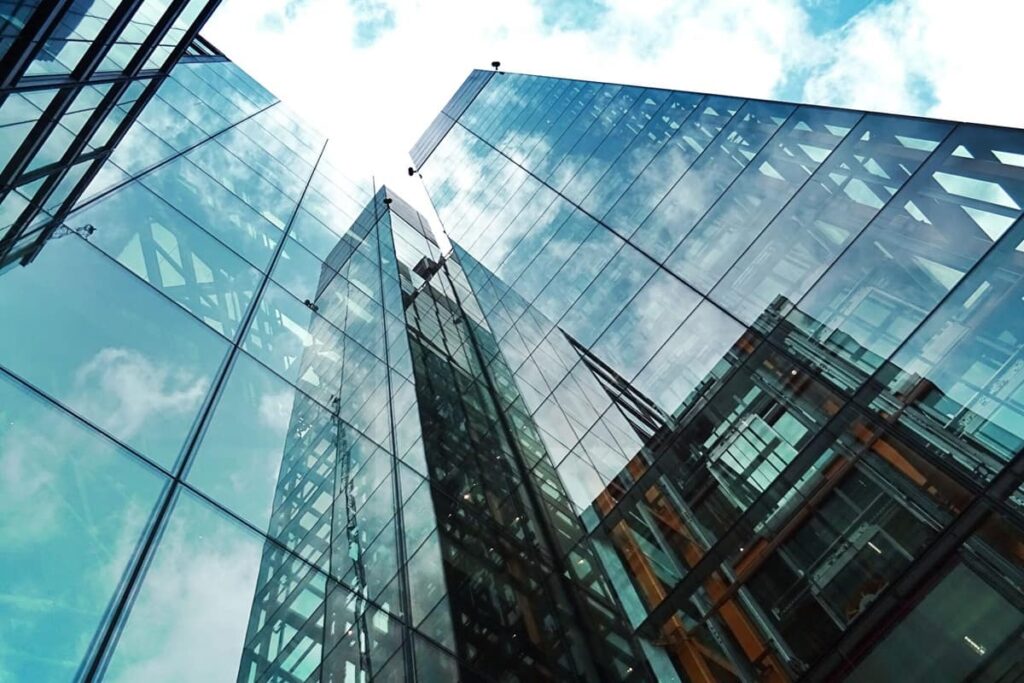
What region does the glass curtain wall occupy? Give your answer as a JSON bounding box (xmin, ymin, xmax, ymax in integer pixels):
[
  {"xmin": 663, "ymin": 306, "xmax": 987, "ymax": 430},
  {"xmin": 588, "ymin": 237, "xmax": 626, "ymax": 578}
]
[
  {"xmin": 0, "ymin": 0, "xmax": 226, "ymax": 269},
  {"xmin": 389, "ymin": 203, "xmax": 654, "ymax": 680},
  {"xmin": 414, "ymin": 69, "xmax": 1024, "ymax": 682},
  {"xmin": 0, "ymin": 49, "xmax": 457, "ymax": 681}
]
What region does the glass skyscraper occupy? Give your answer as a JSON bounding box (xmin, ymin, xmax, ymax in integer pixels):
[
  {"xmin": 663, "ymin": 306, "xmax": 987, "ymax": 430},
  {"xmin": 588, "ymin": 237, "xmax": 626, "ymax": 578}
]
[
  {"xmin": 2, "ymin": 5, "xmax": 1024, "ymax": 682},
  {"xmin": 410, "ymin": 70, "xmax": 1024, "ymax": 682}
]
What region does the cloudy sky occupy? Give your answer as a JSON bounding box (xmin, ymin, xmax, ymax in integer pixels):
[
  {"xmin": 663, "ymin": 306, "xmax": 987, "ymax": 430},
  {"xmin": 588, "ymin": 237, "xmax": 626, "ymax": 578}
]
[{"xmin": 204, "ymin": 0, "xmax": 1024, "ymax": 216}]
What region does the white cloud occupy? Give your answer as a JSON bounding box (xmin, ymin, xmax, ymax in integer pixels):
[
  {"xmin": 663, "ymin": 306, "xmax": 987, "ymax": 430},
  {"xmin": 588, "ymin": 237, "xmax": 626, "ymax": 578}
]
[
  {"xmin": 0, "ymin": 428, "xmax": 58, "ymax": 546},
  {"xmin": 203, "ymin": 0, "xmax": 1024, "ymax": 228},
  {"xmin": 257, "ymin": 387, "xmax": 298, "ymax": 432},
  {"xmin": 72, "ymin": 347, "xmax": 210, "ymax": 441},
  {"xmin": 803, "ymin": 0, "xmax": 1024, "ymax": 128}
]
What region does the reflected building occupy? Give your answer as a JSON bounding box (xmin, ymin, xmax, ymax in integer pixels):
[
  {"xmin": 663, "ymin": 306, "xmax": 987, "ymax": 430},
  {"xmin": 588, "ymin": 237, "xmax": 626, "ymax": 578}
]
[
  {"xmin": 3, "ymin": 4, "xmax": 1024, "ymax": 682},
  {"xmin": 411, "ymin": 70, "xmax": 1024, "ymax": 681},
  {"xmin": 1, "ymin": 0, "xmax": 225, "ymax": 270}
]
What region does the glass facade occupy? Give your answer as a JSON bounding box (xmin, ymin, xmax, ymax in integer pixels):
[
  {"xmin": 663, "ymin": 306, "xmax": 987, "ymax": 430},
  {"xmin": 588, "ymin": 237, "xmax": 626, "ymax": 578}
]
[
  {"xmin": 0, "ymin": 15, "xmax": 651, "ymax": 675},
  {"xmin": 0, "ymin": 0, "xmax": 225, "ymax": 269},
  {"xmin": 4, "ymin": 5, "xmax": 1024, "ymax": 680},
  {"xmin": 2, "ymin": 9, "xmax": 466, "ymax": 678},
  {"xmin": 412, "ymin": 70, "xmax": 1024, "ymax": 681}
]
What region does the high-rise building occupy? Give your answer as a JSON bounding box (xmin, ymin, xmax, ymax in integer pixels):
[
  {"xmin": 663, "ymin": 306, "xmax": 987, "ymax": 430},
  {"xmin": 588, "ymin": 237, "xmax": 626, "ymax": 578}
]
[
  {"xmin": 409, "ymin": 69, "xmax": 1024, "ymax": 681},
  {"xmin": 3, "ymin": 4, "xmax": 1024, "ymax": 682}
]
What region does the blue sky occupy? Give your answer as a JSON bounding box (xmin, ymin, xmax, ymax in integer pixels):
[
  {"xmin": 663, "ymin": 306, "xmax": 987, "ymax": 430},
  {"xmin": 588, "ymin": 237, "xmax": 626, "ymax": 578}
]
[{"xmin": 204, "ymin": 0, "xmax": 1024, "ymax": 212}]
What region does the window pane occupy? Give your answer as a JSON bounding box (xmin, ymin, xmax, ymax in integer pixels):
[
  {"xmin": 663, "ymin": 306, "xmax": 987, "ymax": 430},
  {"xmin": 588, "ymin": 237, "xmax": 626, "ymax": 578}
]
[
  {"xmin": 633, "ymin": 300, "xmax": 747, "ymax": 417},
  {"xmin": 630, "ymin": 100, "xmax": 793, "ymax": 261},
  {"xmin": 270, "ymin": 236, "xmax": 336, "ymax": 305},
  {"xmin": 74, "ymin": 182, "xmax": 262, "ymax": 339},
  {"xmin": 559, "ymin": 242, "xmax": 655, "ymax": 346},
  {"xmin": 186, "ymin": 140, "xmax": 297, "ymax": 231},
  {"xmin": 139, "ymin": 157, "xmax": 280, "ymax": 271},
  {"xmin": 0, "ymin": 374, "xmax": 167, "ymax": 682},
  {"xmin": 781, "ymin": 125, "xmax": 1024, "ymax": 392},
  {"xmin": 666, "ymin": 106, "xmax": 861, "ymax": 292},
  {"xmin": 591, "ymin": 269, "xmax": 701, "ymax": 380},
  {"xmin": 101, "ymin": 489, "xmax": 331, "ymax": 682},
  {"xmin": 848, "ymin": 563, "xmax": 1024, "ymax": 682},
  {"xmin": 865, "ymin": 216, "xmax": 1024, "ymax": 479},
  {"xmin": 186, "ymin": 350, "xmax": 400, "ymax": 584},
  {"xmin": 0, "ymin": 238, "xmax": 227, "ymax": 468},
  {"xmin": 710, "ymin": 114, "xmax": 953, "ymax": 325},
  {"xmin": 242, "ymin": 280, "xmax": 345, "ymax": 402}
]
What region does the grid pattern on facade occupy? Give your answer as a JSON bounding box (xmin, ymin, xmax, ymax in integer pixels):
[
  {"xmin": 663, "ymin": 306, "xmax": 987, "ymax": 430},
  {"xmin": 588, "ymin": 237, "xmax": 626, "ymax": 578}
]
[
  {"xmin": 5, "ymin": 5, "xmax": 1024, "ymax": 681},
  {"xmin": 414, "ymin": 69, "xmax": 1024, "ymax": 681},
  {"xmin": 0, "ymin": 0, "xmax": 224, "ymax": 270},
  {"xmin": 0, "ymin": 42, "xmax": 476, "ymax": 679},
  {"xmin": 394, "ymin": 221, "xmax": 660, "ymax": 679}
]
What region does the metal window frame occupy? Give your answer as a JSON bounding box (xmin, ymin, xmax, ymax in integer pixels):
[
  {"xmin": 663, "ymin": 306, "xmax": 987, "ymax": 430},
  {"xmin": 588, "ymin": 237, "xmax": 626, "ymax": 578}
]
[{"xmin": 0, "ymin": 0, "xmax": 223, "ymax": 268}]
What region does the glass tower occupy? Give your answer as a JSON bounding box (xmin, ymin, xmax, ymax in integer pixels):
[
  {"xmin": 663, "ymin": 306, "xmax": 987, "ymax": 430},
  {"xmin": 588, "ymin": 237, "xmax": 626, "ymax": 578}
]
[{"xmin": 410, "ymin": 69, "xmax": 1024, "ymax": 681}]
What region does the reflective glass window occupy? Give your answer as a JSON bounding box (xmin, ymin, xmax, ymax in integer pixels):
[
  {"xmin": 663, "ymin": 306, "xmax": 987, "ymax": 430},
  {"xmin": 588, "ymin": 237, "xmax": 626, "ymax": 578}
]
[
  {"xmin": 101, "ymin": 489, "xmax": 329, "ymax": 682},
  {"xmin": 559, "ymin": 242, "xmax": 656, "ymax": 346},
  {"xmin": 591, "ymin": 269, "xmax": 701, "ymax": 381},
  {"xmin": 631, "ymin": 100, "xmax": 793, "ymax": 261},
  {"xmin": 633, "ymin": 300, "xmax": 747, "ymax": 417},
  {"xmin": 74, "ymin": 182, "xmax": 262, "ymax": 339},
  {"xmin": 186, "ymin": 141, "xmax": 297, "ymax": 230},
  {"xmin": 782, "ymin": 125, "xmax": 1024, "ymax": 391},
  {"xmin": 0, "ymin": 237, "xmax": 227, "ymax": 468},
  {"xmin": 139, "ymin": 156, "xmax": 281, "ymax": 270},
  {"xmin": 711, "ymin": 115, "xmax": 954, "ymax": 324},
  {"xmin": 666, "ymin": 106, "xmax": 861, "ymax": 292},
  {"xmin": 867, "ymin": 216, "xmax": 1024, "ymax": 477},
  {"xmin": 0, "ymin": 374, "xmax": 166, "ymax": 682}
]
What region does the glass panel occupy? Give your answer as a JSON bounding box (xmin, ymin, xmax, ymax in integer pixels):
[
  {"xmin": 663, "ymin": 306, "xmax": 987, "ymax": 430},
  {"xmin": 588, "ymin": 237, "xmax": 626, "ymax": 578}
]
[
  {"xmin": 0, "ymin": 237, "xmax": 227, "ymax": 469},
  {"xmin": 407, "ymin": 530, "xmax": 449, "ymax": 627},
  {"xmin": 0, "ymin": 373, "xmax": 167, "ymax": 682},
  {"xmin": 139, "ymin": 157, "xmax": 280, "ymax": 271},
  {"xmin": 711, "ymin": 115, "xmax": 954, "ymax": 325},
  {"xmin": 666, "ymin": 106, "xmax": 861, "ymax": 293},
  {"xmin": 155, "ymin": 77, "xmax": 231, "ymax": 136},
  {"xmin": 136, "ymin": 96, "xmax": 207, "ymax": 152},
  {"xmin": 633, "ymin": 300, "xmax": 747, "ymax": 417},
  {"xmin": 531, "ymin": 212, "xmax": 622, "ymax": 322},
  {"xmin": 270, "ymin": 236, "xmax": 336, "ymax": 305},
  {"xmin": 848, "ymin": 562, "xmax": 1024, "ymax": 682},
  {"xmin": 317, "ymin": 272, "xmax": 386, "ymax": 361},
  {"xmin": 186, "ymin": 141, "xmax": 298, "ymax": 231},
  {"xmin": 581, "ymin": 90, "xmax": 704, "ymax": 220},
  {"xmin": 865, "ymin": 216, "xmax": 1024, "ymax": 479},
  {"xmin": 186, "ymin": 352, "xmax": 335, "ymax": 555},
  {"xmin": 100, "ymin": 489, "xmax": 330, "ymax": 682},
  {"xmin": 109, "ymin": 122, "xmax": 177, "ymax": 176},
  {"xmin": 559, "ymin": 242, "xmax": 656, "ymax": 346},
  {"xmin": 73, "ymin": 182, "xmax": 262, "ymax": 339},
  {"xmin": 629, "ymin": 99, "xmax": 791, "ymax": 260},
  {"xmin": 781, "ymin": 125, "xmax": 1024, "ymax": 392},
  {"xmin": 562, "ymin": 88, "xmax": 671, "ymax": 205},
  {"xmin": 215, "ymin": 126, "xmax": 308, "ymax": 200},
  {"xmin": 591, "ymin": 269, "xmax": 701, "ymax": 380},
  {"xmin": 288, "ymin": 208, "xmax": 346, "ymax": 262},
  {"xmin": 242, "ymin": 280, "xmax": 346, "ymax": 404}
]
